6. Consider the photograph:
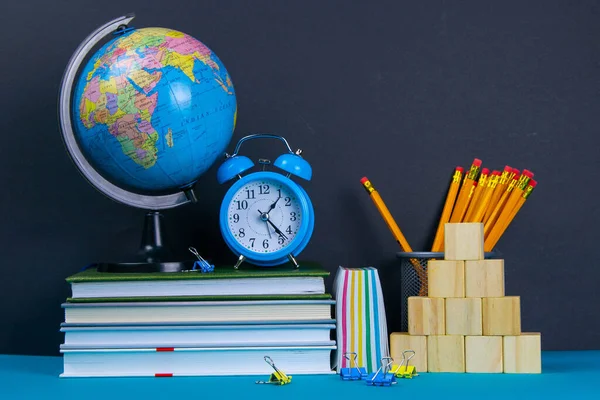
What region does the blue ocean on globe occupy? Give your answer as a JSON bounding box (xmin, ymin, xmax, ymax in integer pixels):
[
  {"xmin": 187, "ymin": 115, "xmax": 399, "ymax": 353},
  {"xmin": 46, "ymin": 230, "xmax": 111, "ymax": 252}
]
[{"xmin": 72, "ymin": 27, "xmax": 237, "ymax": 193}]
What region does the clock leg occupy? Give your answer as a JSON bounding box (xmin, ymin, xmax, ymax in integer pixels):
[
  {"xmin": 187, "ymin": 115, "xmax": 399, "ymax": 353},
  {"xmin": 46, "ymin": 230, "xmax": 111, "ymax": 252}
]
[
  {"xmin": 233, "ymin": 255, "xmax": 246, "ymax": 270},
  {"xmin": 288, "ymin": 254, "xmax": 300, "ymax": 269}
]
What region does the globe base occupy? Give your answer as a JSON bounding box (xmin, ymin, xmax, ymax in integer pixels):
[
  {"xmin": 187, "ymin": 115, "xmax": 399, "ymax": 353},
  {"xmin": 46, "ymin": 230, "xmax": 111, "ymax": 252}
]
[{"xmin": 96, "ymin": 211, "xmax": 195, "ymax": 273}]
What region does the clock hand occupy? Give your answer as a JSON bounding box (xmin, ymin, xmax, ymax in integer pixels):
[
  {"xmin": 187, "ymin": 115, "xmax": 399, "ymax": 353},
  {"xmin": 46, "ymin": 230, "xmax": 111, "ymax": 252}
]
[
  {"xmin": 258, "ymin": 209, "xmax": 288, "ymax": 240},
  {"xmin": 267, "ymin": 219, "xmax": 288, "ymax": 240},
  {"xmin": 267, "ymin": 195, "xmax": 281, "ymax": 213},
  {"xmin": 264, "ymin": 220, "xmax": 272, "ymax": 238}
]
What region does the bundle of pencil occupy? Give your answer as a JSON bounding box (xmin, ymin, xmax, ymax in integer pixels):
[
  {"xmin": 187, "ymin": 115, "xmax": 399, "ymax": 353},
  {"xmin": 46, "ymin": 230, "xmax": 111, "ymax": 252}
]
[{"xmin": 431, "ymin": 159, "xmax": 537, "ymax": 252}]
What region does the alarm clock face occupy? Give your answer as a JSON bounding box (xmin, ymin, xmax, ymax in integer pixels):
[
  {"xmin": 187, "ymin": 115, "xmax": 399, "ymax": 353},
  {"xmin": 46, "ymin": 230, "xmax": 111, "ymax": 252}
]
[{"xmin": 225, "ymin": 177, "xmax": 304, "ymax": 254}]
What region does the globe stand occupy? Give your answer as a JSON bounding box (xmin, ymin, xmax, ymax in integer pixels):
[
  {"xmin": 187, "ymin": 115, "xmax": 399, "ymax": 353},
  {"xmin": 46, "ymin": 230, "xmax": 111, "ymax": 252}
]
[{"xmin": 96, "ymin": 211, "xmax": 195, "ymax": 273}]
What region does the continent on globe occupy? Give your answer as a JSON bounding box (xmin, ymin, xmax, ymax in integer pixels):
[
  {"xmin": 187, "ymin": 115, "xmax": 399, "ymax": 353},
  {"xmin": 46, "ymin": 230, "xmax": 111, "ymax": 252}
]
[{"xmin": 73, "ymin": 27, "xmax": 237, "ymax": 193}]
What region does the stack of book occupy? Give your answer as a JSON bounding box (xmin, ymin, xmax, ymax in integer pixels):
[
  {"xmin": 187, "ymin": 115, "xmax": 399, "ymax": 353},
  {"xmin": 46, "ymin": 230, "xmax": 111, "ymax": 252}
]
[{"xmin": 60, "ymin": 262, "xmax": 335, "ymax": 377}]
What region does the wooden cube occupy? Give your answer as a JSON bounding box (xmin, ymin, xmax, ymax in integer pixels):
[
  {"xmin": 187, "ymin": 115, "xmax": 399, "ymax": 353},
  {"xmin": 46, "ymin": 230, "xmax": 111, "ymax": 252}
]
[
  {"xmin": 427, "ymin": 335, "xmax": 465, "ymax": 372},
  {"xmin": 465, "ymin": 259, "xmax": 505, "ymax": 298},
  {"xmin": 428, "ymin": 260, "xmax": 465, "ymax": 298},
  {"xmin": 444, "ymin": 223, "xmax": 484, "ymax": 261},
  {"xmin": 503, "ymin": 333, "xmax": 542, "ymax": 373},
  {"xmin": 390, "ymin": 333, "xmax": 427, "ymax": 373},
  {"xmin": 465, "ymin": 336, "xmax": 503, "ymax": 373},
  {"xmin": 446, "ymin": 298, "xmax": 482, "ymax": 335},
  {"xmin": 408, "ymin": 297, "xmax": 445, "ymax": 335},
  {"xmin": 482, "ymin": 296, "xmax": 521, "ymax": 335}
]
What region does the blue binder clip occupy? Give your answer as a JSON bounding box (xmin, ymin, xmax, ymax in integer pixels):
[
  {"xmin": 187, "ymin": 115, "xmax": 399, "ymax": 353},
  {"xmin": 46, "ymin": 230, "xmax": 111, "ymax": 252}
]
[
  {"xmin": 366, "ymin": 357, "xmax": 397, "ymax": 387},
  {"xmin": 188, "ymin": 247, "xmax": 215, "ymax": 273},
  {"xmin": 340, "ymin": 352, "xmax": 368, "ymax": 381}
]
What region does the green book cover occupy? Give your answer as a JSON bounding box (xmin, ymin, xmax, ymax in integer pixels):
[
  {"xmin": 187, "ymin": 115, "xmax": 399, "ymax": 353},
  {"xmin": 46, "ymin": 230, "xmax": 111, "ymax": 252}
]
[
  {"xmin": 66, "ymin": 261, "xmax": 329, "ymax": 283},
  {"xmin": 66, "ymin": 293, "xmax": 332, "ymax": 303}
]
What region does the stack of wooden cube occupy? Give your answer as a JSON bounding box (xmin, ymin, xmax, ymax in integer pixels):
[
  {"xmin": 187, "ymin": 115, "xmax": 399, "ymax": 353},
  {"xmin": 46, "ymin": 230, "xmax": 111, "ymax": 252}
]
[{"xmin": 390, "ymin": 222, "xmax": 541, "ymax": 373}]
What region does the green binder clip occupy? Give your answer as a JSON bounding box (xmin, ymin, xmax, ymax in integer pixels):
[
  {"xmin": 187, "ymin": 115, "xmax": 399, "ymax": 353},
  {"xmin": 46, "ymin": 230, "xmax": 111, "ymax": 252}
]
[{"xmin": 255, "ymin": 356, "xmax": 292, "ymax": 385}]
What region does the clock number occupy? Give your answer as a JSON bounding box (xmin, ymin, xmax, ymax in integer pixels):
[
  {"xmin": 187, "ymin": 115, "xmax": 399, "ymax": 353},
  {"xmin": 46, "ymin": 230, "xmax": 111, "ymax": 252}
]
[
  {"xmin": 249, "ymin": 238, "xmax": 255, "ymax": 247},
  {"xmin": 245, "ymin": 189, "xmax": 255, "ymax": 199},
  {"xmin": 286, "ymin": 225, "xmax": 293, "ymax": 234},
  {"xmin": 290, "ymin": 212, "xmax": 297, "ymax": 221},
  {"xmin": 277, "ymin": 188, "xmax": 282, "ymax": 197},
  {"xmin": 262, "ymin": 239, "xmax": 269, "ymax": 249},
  {"xmin": 278, "ymin": 236, "xmax": 285, "ymax": 245},
  {"xmin": 235, "ymin": 200, "xmax": 248, "ymax": 210},
  {"xmin": 285, "ymin": 197, "xmax": 291, "ymax": 206},
  {"xmin": 238, "ymin": 228, "xmax": 245, "ymax": 237},
  {"xmin": 233, "ymin": 213, "xmax": 240, "ymax": 223},
  {"xmin": 259, "ymin": 184, "xmax": 270, "ymax": 195}
]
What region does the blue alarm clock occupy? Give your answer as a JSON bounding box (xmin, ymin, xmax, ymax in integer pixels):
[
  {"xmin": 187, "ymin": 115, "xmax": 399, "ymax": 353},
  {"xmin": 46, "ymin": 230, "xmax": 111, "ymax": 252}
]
[{"xmin": 217, "ymin": 134, "xmax": 314, "ymax": 269}]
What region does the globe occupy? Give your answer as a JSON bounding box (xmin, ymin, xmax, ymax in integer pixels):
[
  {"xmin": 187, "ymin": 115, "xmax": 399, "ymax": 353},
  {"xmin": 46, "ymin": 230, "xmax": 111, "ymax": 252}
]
[
  {"xmin": 71, "ymin": 25, "xmax": 236, "ymax": 193},
  {"xmin": 58, "ymin": 14, "xmax": 237, "ymax": 272}
]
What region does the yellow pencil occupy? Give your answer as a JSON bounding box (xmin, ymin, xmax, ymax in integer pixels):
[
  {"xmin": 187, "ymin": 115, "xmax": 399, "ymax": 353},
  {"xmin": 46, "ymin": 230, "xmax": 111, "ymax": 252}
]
[
  {"xmin": 484, "ymin": 179, "xmax": 537, "ymax": 251},
  {"xmin": 431, "ymin": 166, "xmax": 464, "ymax": 252},
  {"xmin": 485, "ymin": 170, "xmax": 533, "ymax": 241},
  {"xmin": 361, "ymin": 177, "xmax": 427, "ymax": 292},
  {"xmin": 449, "ymin": 158, "xmax": 482, "ymax": 223},
  {"xmin": 483, "ymin": 170, "xmax": 520, "ymax": 238},
  {"xmin": 464, "ymin": 168, "xmax": 490, "ymax": 221},
  {"xmin": 468, "ymin": 170, "xmax": 501, "ymax": 222},
  {"xmin": 361, "ymin": 177, "xmax": 413, "ymax": 251},
  {"xmin": 484, "ymin": 165, "xmax": 513, "ymax": 224}
]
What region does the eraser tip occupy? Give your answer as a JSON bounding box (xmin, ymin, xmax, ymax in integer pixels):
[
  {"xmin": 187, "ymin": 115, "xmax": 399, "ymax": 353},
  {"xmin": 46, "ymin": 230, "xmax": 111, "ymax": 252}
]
[
  {"xmin": 360, "ymin": 177, "xmax": 369, "ymax": 184},
  {"xmin": 481, "ymin": 168, "xmax": 490, "ymax": 175},
  {"xmin": 473, "ymin": 158, "xmax": 482, "ymax": 166},
  {"xmin": 523, "ymin": 169, "xmax": 534, "ymax": 178}
]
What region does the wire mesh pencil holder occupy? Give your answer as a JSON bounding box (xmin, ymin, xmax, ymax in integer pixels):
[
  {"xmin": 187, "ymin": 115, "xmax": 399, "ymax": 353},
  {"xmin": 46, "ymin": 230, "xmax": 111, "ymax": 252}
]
[{"xmin": 397, "ymin": 251, "xmax": 499, "ymax": 332}]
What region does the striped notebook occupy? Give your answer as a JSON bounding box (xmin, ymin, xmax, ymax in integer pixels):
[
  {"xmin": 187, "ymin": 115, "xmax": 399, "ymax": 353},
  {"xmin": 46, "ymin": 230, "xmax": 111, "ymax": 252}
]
[{"xmin": 332, "ymin": 266, "xmax": 389, "ymax": 373}]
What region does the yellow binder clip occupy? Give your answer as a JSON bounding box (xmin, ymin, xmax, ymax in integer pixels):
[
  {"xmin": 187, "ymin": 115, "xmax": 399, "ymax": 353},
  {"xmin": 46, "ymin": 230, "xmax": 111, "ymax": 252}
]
[
  {"xmin": 392, "ymin": 350, "xmax": 418, "ymax": 379},
  {"xmin": 255, "ymin": 356, "xmax": 292, "ymax": 385}
]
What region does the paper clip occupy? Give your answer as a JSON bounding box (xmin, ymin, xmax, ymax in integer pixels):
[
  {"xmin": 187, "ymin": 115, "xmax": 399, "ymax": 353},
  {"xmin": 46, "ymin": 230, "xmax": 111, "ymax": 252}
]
[
  {"xmin": 366, "ymin": 357, "xmax": 397, "ymax": 387},
  {"xmin": 255, "ymin": 356, "xmax": 292, "ymax": 385},
  {"xmin": 392, "ymin": 350, "xmax": 418, "ymax": 379},
  {"xmin": 188, "ymin": 247, "xmax": 214, "ymax": 273},
  {"xmin": 340, "ymin": 352, "xmax": 368, "ymax": 380}
]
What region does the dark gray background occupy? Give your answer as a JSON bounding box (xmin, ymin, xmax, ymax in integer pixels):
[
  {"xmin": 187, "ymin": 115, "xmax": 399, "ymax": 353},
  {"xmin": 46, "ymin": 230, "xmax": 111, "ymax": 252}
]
[{"xmin": 1, "ymin": 0, "xmax": 598, "ymax": 356}]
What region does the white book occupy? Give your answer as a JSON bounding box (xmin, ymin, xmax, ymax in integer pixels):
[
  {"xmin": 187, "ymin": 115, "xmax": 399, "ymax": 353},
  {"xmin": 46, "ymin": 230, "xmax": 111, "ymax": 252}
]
[
  {"xmin": 61, "ymin": 346, "xmax": 336, "ymax": 377},
  {"xmin": 70, "ymin": 277, "xmax": 325, "ymax": 298},
  {"xmin": 62, "ymin": 300, "xmax": 334, "ymax": 324},
  {"xmin": 60, "ymin": 323, "xmax": 336, "ymax": 349}
]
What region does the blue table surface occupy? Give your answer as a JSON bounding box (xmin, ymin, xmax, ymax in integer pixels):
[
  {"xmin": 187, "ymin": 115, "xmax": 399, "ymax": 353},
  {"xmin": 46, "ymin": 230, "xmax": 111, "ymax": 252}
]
[{"xmin": 1, "ymin": 351, "xmax": 599, "ymax": 399}]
